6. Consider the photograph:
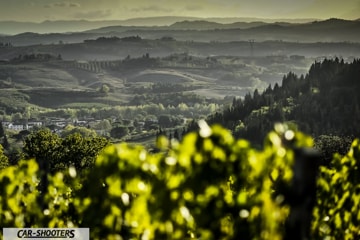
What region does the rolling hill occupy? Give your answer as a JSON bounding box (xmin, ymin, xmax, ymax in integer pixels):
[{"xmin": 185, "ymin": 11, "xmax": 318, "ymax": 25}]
[
  {"xmin": 1, "ymin": 38, "xmax": 359, "ymax": 62},
  {"xmin": 0, "ymin": 50, "xmax": 315, "ymax": 111},
  {"xmin": 0, "ymin": 16, "xmax": 318, "ymax": 35},
  {"xmin": 1, "ymin": 18, "xmax": 359, "ymax": 46}
]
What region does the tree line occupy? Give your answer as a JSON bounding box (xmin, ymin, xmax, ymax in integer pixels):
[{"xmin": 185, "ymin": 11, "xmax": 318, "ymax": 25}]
[{"xmin": 185, "ymin": 58, "xmax": 360, "ymax": 160}]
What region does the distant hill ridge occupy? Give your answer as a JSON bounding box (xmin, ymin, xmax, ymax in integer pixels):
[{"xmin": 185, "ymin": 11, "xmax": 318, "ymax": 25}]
[
  {"xmin": 86, "ymin": 17, "xmax": 359, "ymax": 32},
  {"xmin": 0, "ymin": 16, "xmax": 319, "ymax": 35},
  {"xmin": 169, "ymin": 20, "xmax": 270, "ymax": 30},
  {"xmin": 1, "ymin": 18, "xmax": 359, "ymax": 44},
  {"xmin": 83, "ymin": 18, "xmax": 360, "ymax": 43}
]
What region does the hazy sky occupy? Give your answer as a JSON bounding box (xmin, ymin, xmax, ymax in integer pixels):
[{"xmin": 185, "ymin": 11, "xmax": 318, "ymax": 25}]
[{"xmin": 0, "ymin": 0, "xmax": 359, "ymax": 22}]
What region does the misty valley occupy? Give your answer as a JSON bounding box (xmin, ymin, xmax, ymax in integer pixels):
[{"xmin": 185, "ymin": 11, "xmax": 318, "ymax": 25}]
[{"xmin": 1, "ymin": 19, "xmax": 359, "ymax": 146}]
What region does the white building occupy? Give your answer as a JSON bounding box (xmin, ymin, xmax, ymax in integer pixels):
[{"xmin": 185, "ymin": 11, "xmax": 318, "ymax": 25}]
[{"xmin": 7, "ymin": 123, "xmax": 25, "ymax": 131}]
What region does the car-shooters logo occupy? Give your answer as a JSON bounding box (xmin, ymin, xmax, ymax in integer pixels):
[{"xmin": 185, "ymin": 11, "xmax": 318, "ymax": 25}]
[
  {"xmin": 17, "ymin": 229, "xmax": 75, "ymax": 238},
  {"xmin": 3, "ymin": 228, "xmax": 89, "ymax": 240}
]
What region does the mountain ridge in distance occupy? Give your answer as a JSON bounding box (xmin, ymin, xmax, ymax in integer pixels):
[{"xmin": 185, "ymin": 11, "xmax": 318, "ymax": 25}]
[
  {"xmin": 81, "ymin": 18, "xmax": 360, "ymax": 43},
  {"xmin": 2, "ymin": 18, "xmax": 360, "ymax": 45},
  {"xmin": 1, "ymin": 17, "xmax": 359, "ymax": 45},
  {"xmin": 0, "ymin": 16, "xmax": 320, "ymax": 35}
]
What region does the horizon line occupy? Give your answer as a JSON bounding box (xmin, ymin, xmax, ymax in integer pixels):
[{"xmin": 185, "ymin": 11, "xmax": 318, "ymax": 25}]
[{"xmin": 2, "ymin": 15, "xmax": 358, "ymax": 24}]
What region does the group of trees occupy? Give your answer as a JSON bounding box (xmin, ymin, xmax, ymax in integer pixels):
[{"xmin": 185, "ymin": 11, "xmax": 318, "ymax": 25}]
[
  {"xmin": 160, "ymin": 53, "xmax": 220, "ymax": 69},
  {"xmin": 132, "ymin": 83, "xmax": 198, "ymax": 94},
  {"xmin": 0, "ymin": 42, "xmax": 12, "ymax": 48},
  {"xmin": 194, "ymin": 58, "xmax": 360, "ymax": 148},
  {"xmin": 129, "ymin": 92, "xmax": 219, "ymax": 108},
  {"xmin": 12, "ymin": 53, "xmax": 62, "ymax": 62},
  {"xmin": 0, "ymin": 126, "xmax": 109, "ymax": 172},
  {"xmin": 0, "ymin": 101, "xmax": 219, "ymax": 124},
  {"xmin": 84, "ymin": 35, "xmax": 143, "ymax": 44}
]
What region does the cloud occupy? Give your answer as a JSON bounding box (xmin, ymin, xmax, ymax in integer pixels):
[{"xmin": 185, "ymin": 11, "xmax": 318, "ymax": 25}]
[
  {"xmin": 69, "ymin": 3, "xmax": 81, "ymax": 8},
  {"xmin": 131, "ymin": 5, "xmax": 174, "ymax": 13},
  {"xmin": 44, "ymin": 2, "xmax": 80, "ymax": 8},
  {"xmin": 54, "ymin": 2, "xmax": 68, "ymax": 7},
  {"xmin": 73, "ymin": 9, "xmax": 112, "ymax": 19},
  {"xmin": 185, "ymin": 5, "xmax": 203, "ymax": 11}
]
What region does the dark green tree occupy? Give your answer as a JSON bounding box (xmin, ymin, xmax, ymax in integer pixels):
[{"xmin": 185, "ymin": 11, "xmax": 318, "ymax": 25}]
[
  {"xmin": 110, "ymin": 126, "xmax": 129, "ymax": 139},
  {"xmin": 59, "ymin": 133, "xmax": 109, "ymax": 171},
  {"xmin": 23, "ymin": 128, "xmax": 62, "ymax": 172},
  {"xmin": 0, "ymin": 122, "xmax": 5, "ymax": 138},
  {"xmin": 2, "ymin": 135, "xmax": 9, "ymax": 150},
  {"xmin": 61, "ymin": 125, "xmax": 98, "ymax": 138}
]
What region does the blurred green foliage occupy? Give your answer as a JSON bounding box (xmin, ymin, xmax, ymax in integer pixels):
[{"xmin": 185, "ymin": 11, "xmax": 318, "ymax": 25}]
[
  {"xmin": 0, "ymin": 145, "xmax": 9, "ymax": 170},
  {"xmin": 0, "ymin": 123, "xmax": 359, "ymax": 239},
  {"xmin": 313, "ymin": 139, "xmax": 360, "ymax": 239}
]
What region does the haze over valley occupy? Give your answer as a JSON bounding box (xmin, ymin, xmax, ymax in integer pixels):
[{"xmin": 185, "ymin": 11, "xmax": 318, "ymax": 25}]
[{"xmin": 0, "ymin": 0, "xmax": 359, "ymax": 144}]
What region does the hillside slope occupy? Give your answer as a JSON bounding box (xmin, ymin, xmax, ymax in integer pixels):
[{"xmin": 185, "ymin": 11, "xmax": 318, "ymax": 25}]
[{"xmin": 199, "ymin": 58, "xmax": 360, "ymax": 145}]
